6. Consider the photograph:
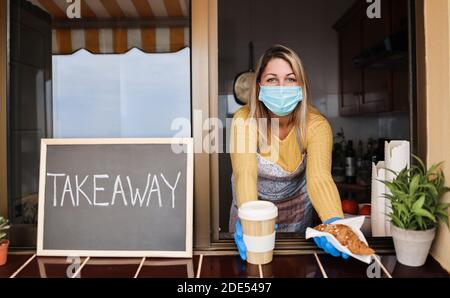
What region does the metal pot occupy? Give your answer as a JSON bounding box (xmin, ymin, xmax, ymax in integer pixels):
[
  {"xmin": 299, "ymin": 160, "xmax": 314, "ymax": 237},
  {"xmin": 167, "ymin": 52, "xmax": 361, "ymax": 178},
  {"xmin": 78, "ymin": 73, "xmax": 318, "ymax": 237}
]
[{"xmin": 233, "ymin": 42, "xmax": 255, "ymax": 105}]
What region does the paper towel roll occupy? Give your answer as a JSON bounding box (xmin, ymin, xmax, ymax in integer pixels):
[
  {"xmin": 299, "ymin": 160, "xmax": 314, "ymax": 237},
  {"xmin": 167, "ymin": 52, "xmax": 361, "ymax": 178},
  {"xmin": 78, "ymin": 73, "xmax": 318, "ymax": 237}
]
[
  {"xmin": 385, "ymin": 141, "xmax": 411, "ymax": 181},
  {"xmin": 384, "ymin": 141, "xmax": 410, "ymax": 236},
  {"xmin": 371, "ymin": 161, "xmax": 386, "ymax": 237}
]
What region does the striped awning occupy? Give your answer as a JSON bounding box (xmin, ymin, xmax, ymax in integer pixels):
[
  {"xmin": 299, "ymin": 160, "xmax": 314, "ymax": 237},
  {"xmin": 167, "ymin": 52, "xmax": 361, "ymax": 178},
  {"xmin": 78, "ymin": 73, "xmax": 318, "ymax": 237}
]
[{"xmin": 26, "ymin": 0, "xmax": 190, "ymax": 54}]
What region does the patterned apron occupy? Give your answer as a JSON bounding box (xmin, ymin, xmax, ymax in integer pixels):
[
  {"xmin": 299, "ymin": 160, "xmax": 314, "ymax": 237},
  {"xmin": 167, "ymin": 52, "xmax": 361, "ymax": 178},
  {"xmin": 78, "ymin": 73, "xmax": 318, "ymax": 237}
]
[{"xmin": 229, "ymin": 127, "xmax": 313, "ymax": 235}]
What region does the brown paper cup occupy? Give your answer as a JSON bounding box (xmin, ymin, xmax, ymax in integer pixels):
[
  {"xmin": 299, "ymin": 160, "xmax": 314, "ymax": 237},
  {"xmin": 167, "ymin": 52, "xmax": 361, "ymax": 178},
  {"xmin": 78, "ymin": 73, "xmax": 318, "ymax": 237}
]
[{"xmin": 238, "ymin": 201, "xmax": 278, "ymax": 265}]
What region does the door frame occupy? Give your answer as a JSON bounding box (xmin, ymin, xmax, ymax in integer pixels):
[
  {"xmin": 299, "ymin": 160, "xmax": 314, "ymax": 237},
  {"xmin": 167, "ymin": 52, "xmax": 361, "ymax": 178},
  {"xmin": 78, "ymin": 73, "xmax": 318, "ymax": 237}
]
[
  {"xmin": 205, "ymin": 0, "xmax": 424, "ymax": 253},
  {"xmin": 0, "ymin": 0, "xmax": 9, "ymax": 219},
  {"xmin": 419, "ymin": 0, "xmax": 450, "ymax": 272}
]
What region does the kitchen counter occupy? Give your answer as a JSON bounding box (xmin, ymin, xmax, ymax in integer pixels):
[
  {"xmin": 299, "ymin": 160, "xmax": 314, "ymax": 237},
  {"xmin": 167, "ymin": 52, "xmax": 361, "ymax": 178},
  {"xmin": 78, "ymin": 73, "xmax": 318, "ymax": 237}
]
[{"xmin": 1, "ymin": 252, "xmax": 448, "ymax": 278}]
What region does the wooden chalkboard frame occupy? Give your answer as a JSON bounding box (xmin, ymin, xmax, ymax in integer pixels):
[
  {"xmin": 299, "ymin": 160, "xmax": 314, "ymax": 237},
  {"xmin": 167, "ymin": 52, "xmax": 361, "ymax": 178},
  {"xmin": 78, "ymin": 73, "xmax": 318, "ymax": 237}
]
[{"xmin": 37, "ymin": 138, "xmax": 194, "ymax": 258}]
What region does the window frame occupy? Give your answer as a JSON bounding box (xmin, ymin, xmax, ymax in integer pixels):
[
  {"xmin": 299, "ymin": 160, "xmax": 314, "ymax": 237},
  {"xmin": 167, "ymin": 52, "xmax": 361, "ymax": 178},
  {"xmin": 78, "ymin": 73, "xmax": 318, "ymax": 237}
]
[
  {"xmin": 195, "ymin": 0, "xmax": 422, "ymax": 253},
  {"xmin": 0, "ymin": 0, "xmax": 425, "ymax": 254}
]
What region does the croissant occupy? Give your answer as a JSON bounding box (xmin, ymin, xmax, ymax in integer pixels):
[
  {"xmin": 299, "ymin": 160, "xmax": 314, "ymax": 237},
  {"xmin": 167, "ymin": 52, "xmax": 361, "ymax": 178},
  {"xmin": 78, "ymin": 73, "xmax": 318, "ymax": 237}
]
[{"xmin": 314, "ymin": 224, "xmax": 375, "ymax": 255}]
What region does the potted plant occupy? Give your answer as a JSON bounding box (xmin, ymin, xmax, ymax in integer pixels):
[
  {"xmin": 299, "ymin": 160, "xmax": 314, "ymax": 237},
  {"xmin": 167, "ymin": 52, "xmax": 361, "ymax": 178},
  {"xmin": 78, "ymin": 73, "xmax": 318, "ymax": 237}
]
[
  {"xmin": 0, "ymin": 216, "xmax": 10, "ymax": 266},
  {"xmin": 382, "ymin": 155, "xmax": 450, "ymax": 267}
]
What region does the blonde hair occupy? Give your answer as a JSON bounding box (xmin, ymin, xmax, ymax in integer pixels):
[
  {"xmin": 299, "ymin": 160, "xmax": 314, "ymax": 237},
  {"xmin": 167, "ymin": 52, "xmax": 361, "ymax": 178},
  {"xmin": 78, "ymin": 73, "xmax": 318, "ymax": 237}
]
[{"xmin": 249, "ymin": 44, "xmax": 312, "ymax": 150}]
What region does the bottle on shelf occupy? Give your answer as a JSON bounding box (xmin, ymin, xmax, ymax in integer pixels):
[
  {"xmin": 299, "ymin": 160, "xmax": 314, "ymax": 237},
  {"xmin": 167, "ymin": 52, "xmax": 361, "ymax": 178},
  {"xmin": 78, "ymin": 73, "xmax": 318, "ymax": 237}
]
[
  {"xmin": 356, "ymin": 140, "xmax": 364, "ymax": 170},
  {"xmin": 345, "ymin": 140, "xmax": 356, "ymax": 184},
  {"xmin": 356, "ymin": 140, "xmax": 369, "ymax": 186},
  {"xmin": 332, "ymin": 143, "xmax": 346, "ymax": 183},
  {"xmin": 366, "ymin": 138, "xmax": 377, "ymax": 163}
]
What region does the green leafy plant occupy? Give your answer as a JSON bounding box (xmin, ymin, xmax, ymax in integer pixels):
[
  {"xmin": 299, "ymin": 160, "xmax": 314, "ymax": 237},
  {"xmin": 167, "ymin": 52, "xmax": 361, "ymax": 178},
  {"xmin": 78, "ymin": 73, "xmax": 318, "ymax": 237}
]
[
  {"xmin": 381, "ymin": 155, "xmax": 450, "ymax": 231},
  {"xmin": 0, "ymin": 217, "xmax": 10, "ymax": 241}
]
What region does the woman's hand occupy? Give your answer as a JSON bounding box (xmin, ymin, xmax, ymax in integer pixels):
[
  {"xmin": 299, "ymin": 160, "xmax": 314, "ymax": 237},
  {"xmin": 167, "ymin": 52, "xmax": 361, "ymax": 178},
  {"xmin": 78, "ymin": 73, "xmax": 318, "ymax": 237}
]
[
  {"xmin": 313, "ymin": 217, "xmax": 350, "ymax": 259},
  {"xmin": 234, "ymin": 220, "xmax": 247, "ymax": 261}
]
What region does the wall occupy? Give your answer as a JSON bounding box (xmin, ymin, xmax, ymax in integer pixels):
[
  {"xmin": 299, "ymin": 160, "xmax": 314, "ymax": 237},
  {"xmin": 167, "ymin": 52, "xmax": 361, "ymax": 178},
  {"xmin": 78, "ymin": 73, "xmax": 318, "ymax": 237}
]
[
  {"xmin": 0, "ymin": 0, "xmax": 7, "ymax": 218},
  {"xmin": 218, "ymin": 0, "xmax": 410, "ymax": 144},
  {"xmin": 423, "ymin": 0, "xmax": 450, "ymax": 273}
]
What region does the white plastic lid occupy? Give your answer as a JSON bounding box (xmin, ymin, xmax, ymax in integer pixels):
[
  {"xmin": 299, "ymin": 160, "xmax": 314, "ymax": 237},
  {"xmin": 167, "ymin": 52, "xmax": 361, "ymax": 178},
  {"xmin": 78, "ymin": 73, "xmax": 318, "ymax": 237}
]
[{"xmin": 238, "ymin": 201, "xmax": 278, "ymax": 221}]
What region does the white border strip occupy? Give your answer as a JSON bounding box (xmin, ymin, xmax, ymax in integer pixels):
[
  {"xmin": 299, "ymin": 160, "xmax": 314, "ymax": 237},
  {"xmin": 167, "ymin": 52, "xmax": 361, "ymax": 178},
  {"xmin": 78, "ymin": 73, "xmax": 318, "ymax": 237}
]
[
  {"xmin": 134, "ymin": 257, "xmax": 146, "ymax": 278},
  {"xmin": 70, "ymin": 257, "xmax": 90, "ymax": 278},
  {"xmin": 313, "ymin": 253, "xmax": 328, "ymax": 278},
  {"xmin": 195, "ymin": 254, "xmax": 203, "ymax": 278},
  {"xmin": 9, "ymin": 254, "xmax": 37, "ymax": 278},
  {"xmin": 373, "ymin": 255, "xmax": 393, "ymax": 278}
]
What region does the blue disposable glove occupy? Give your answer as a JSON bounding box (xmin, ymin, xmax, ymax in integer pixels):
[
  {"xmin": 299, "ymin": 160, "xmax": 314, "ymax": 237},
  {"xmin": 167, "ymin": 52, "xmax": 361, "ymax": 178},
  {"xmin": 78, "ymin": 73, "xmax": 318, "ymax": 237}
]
[
  {"xmin": 313, "ymin": 217, "xmax": 349, "ymax": 259},
  {"xmin": 234, "ymin": 220, "xmax": 247, "ymax": 261},
  {"xmin": 234, "ymin": 219, "xmax": 278, "ymax": 261}
]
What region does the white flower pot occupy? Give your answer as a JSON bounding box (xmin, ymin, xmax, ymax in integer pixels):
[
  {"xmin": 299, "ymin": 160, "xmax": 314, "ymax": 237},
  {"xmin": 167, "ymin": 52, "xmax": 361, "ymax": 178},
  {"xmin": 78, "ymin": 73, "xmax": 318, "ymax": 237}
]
[{"xmin": 390, "ymin": 223, "xmax": 436, "ymax": 267}]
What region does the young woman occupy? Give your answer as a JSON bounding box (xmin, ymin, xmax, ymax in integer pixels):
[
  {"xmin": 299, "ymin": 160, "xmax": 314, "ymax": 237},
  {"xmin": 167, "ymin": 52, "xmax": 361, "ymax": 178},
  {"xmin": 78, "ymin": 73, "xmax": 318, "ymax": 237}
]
[{"xmin": 229, "ymin": 45, "xmax": 348, "ymax": 260}]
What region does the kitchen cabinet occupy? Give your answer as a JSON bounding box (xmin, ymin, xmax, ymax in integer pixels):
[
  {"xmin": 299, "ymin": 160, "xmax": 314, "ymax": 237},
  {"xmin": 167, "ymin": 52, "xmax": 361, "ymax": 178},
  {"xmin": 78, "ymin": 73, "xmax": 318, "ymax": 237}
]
[
  {"xmin": 361, "ymin": 0, "xmax": 391, "ymax": 114},
  {"xmin": 338, "ymin": 12, "xmax": 363, "ymax": 116},
  {"xmin": 333, "ymin": 0, "xmax": 409, "ymax": 116},
  {"xmin": 391, "ymin": 0, "xmax": 410, "ymax": 112}
]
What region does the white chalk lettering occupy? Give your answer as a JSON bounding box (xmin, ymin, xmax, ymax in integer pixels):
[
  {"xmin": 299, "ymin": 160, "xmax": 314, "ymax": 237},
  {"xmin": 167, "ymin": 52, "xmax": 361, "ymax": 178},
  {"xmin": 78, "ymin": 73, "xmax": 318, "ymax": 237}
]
[
  {"xmin": 147, "ymin": 174, "xmax": 162, "ymax": 207},
  {"xmin": 47, "ymin": 173, "xmax": 65, "ymax": 207},
  {"xmin": 93, "ymin": 174, "xmax": 109, "ymax": 206},
  {"xmin": 61, "ymin": 175, "xmax": 76, "ymax": 207},
  {"xmin": 111, "ymin": 175, "xmax": 127, "ymax": 206},
  {"xmin": 127, "ymin": 174, "xmax": 151, "ymax": 207},
  {"xmin": 160, "ymin": 172, "xmax": 181, "ymax": 208},
  {"xmin": 47, "ymin": 172, "xmax": 183, "ymax": 209},
  {"xmin": 75, "ymin": 175, "xmax": 91, "ymax": 206}
]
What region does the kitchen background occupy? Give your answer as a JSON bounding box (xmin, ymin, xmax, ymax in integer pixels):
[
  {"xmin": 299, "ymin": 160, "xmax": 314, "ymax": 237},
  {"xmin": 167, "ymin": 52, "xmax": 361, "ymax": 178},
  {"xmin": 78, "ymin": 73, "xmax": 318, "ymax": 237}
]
[{"xmin": 217, "ymin": 0, "xmax": 411, "ymax": 235}]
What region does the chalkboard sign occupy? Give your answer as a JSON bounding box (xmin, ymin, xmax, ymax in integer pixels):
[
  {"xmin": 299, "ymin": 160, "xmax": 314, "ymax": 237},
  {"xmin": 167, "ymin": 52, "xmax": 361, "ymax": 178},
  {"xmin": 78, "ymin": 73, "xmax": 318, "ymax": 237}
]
[{"xmin": 37, "ymin": 138, "xmax": 193, "ymax": 257}]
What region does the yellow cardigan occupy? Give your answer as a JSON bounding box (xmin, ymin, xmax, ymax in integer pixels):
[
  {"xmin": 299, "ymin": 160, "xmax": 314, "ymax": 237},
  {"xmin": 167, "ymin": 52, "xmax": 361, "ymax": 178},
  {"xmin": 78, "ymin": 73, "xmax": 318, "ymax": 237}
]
[{"xmin": 230, "ymin": 106, "xmax": 344, "ymax": 222}]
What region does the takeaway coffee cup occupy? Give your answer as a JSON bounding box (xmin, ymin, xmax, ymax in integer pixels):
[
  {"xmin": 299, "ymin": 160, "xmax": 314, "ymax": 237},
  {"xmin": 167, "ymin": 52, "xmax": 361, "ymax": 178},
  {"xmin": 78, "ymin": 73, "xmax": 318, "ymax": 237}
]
[{"xmin": 238, "ymin": 201, "xmax": 278, "ymax": 265}]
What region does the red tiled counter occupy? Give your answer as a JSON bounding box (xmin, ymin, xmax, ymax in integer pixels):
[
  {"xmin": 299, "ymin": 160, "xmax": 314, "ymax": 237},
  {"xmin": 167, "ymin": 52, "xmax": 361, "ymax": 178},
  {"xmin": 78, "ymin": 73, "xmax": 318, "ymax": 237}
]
[
  {"xmin": 1, "ymin": 252, "xmax": 448, "ymax": 278},
  {"xmin": 0, "ymin": 254, "xmax": 34, "ymax": 278},
  {"xmin": 197, "ymin": 255, "xmax": 323, "ymax": 278}
]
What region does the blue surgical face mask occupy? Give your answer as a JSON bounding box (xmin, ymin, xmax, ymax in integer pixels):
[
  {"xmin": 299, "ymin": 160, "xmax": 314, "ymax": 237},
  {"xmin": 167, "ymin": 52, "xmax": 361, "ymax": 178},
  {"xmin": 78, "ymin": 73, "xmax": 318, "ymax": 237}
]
[{"xmin": 258, "ymin": 85, "xmax": 304, "ymax": 116}]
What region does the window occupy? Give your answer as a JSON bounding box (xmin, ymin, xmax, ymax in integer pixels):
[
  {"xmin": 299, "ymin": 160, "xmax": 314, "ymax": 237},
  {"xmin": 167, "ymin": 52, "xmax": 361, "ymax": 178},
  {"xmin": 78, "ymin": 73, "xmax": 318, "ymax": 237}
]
[
  {"xmin": 216, "ymin": 0, "xmax": 412, "ymax": 241},
  {"xmin": 8, "ymin": 0, "xmax": 191, "ymax": 233},
  {"xmin": 53, "ymin": 48, "xmax": 191, "ymax": 138}
]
